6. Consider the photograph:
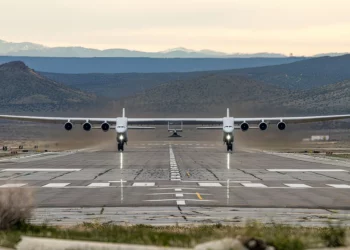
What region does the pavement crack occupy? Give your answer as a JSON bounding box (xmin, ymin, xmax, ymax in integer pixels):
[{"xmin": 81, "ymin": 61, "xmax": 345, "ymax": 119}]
[
  {"xmin": 206, "ymin": 168, "xmax": 220, "ymax": 181},
  {"xmin": 314, "ymin": 172, "xmax": 346, "ymax": 182},
  {"xmin": 133, "ymin": 169, "xmax": 144, "ymax": 180},
  {"xmin": 50, "ymin": 171, "xmax": 71, "ymax": 180},
  {"xmin": 177, "ymin": 206, "xmax": 188, "ymax": 221},
  {"xmin": 93, "ymin": 168, "xmax": 113, "ymax": 180},
  {"xmin": 240, "ymin": 169, "xmax": 263, "ymax": 181}
]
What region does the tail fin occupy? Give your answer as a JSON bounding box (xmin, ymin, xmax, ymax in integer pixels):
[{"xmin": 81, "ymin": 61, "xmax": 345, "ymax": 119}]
[
  {"xmin": 122, "ymin": 108, "xmax": 125, "ymax": 117},
  {"xmin": 227, "ymin": 108, "xmax": 230, "ymax": 117}
]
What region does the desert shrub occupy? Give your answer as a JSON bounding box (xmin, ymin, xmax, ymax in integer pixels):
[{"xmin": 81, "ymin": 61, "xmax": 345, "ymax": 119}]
[{"xmin": 0, "ymin": 188, "xmax": 34, "ymax": 230}]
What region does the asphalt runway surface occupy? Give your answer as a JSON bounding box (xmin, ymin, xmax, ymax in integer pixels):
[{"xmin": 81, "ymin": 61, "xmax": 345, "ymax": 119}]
[{"xmin": 2, "ymin": 141, "xmax": 350, "ymax": 225}]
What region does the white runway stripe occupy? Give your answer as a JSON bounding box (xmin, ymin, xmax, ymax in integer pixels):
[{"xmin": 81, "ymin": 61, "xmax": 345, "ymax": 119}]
[
  {"xmin": 0, "ymin": 183, "xmax": 27, "ymax": 188},
  {"xmin": 1, "ymin": 168, "xmax": 81, "ymax": 172},
  {"xmin": 176, "ymin": 200, "xmax": 186, "ymax": 205},
  {"xmin": 284, "ymin": 184, "xmax": 312, "ymax": 188},
  {"xmin": 88, "ymin": 183, "xmax": 110, "ymax": 187},
  {"xmin": 43, "ymin": 183, "xmax": 70, "ymax": 188},
  {"xmin": 267, "ymin": 169, "xmax": 347, "ymax": 172},
  {"xmin": 176, "ymin": 193, "xmax": 184, "ymax": 197},
  {"xmin": 132, "ymin": 182, "xmax": 155, "ymax": 187},
  {"xmin": 198, "ymin": 182, "xmax": 222, "ymax": 187},
  {"xmin": 327, "ymin": 184, "xmax": 350, "ymax": 188},
  {"xmin": 241, "ymin": 183, "xmax": 267, "ymax": 188}
]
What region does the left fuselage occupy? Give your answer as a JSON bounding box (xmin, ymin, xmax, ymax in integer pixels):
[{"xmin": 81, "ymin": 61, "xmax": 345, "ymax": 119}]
[
  {"xmin": 222, "ymin": 117, "xmax": 234, "ymax": 144},
  {"xmin": 116, "ymin": 117, "xmax": 128, "ymax": 143}
]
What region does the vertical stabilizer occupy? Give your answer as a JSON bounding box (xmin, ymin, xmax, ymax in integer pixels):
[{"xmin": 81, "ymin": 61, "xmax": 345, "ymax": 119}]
[
  {"xmin": 227, "ymin": 108, "xmax": 230, "ymax": 117},
  {"xmin": 122, "ymin": 108, "xmax": 125, "ymax": 117}
]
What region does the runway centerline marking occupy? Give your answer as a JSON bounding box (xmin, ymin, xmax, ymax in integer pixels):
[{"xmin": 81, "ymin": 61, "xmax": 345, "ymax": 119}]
[
  {"xmin": 169, "ymin": 145, "xmax": 181, "ymax": 181},
  {"xmin": 196, "ymin": 192, "xmax": 203, "ymax": 200},
  {"xmin": 267, "ymin": 169, "xmax": 347, "ymax": 172},
  {"xmin": 177, "ymin": 200, "xmax": 186, "ymax": 205}
]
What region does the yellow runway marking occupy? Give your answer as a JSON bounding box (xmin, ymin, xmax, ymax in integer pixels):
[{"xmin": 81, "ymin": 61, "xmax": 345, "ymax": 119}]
[{"xmin": 196, "ymin": 192, "xmax": 203, "ymax": 200}]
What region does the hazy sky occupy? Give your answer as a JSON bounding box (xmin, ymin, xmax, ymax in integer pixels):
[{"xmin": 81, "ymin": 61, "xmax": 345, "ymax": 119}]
[{"xmin": 1, "ymin": 0, "xmax": 349, "ymax": 55}]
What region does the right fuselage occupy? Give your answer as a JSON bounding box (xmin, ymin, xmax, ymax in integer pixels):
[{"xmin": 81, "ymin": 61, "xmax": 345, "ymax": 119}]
[{"xmin": 223, "ymin": 117, "xmax": 234, "ymax": 151}]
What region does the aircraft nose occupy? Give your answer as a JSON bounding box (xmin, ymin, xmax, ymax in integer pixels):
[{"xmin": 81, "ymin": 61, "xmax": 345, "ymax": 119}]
[
  {"xmin": 223, "ymin": 127, "xmax": 234, "ymax": 133},
  {"xmin": 116, "ymin": 127, "xmax": 126, "ymax": 133}
]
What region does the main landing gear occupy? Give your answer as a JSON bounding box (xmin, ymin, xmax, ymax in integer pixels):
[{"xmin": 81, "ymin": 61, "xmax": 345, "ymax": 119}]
[
  {"xmin": 226, "ymin": 142, "xmax": 233, "ymax": 152},
  {"xmin": 117, "ymin": 142, "xmax": 124, "ymax": 152}
]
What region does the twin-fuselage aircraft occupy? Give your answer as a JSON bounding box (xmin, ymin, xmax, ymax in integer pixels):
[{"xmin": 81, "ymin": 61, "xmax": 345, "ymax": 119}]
[{"xmin": 1, "ymin": 108, "xmax": 350, "ymax": 152}]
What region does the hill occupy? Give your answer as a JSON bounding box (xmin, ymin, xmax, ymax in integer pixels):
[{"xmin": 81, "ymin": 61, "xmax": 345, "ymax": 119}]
[
  {"xmin": 115, "ymin": 72, "xmax": 350, "ymax": 117},
  {"xmin": 0, "ymin": 56, "xmax": 304, "ymax": 74},
  {"xmin": 117, "ymin": 73, "xmax": 293, "ymax": 116},
  {"xmin": 233, "ymin": 54, "xmax": 350, "ymax": 89},
  {"xmin": 0, "ymin": 61, "xmax": 96, "ymax": 112},
  {"xmin": 40, "ymin": 55, "xmax": 350, "ymax": 100}
]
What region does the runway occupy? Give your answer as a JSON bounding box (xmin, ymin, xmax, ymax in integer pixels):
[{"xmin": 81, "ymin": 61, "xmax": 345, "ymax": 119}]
[{"xmin": 1, "ymin": 141, "xmax": 350, "ymax": 210}]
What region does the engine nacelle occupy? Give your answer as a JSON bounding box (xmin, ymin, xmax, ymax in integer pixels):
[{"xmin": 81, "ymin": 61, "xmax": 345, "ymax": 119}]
[
  {"xmin": 240, "ymin": 122, "xmax": 249, "ymax": 131},
  {"xmin": 259, "ymin": 122, "xmax": 268, "ymax": 131},
  {"xmin": 277, "ymin": 122, "xmax": 286, "ymax": 130},
  {"xmin": 101, "ymin": 122, "xmax": 110, "ymax": 132},
  {"xmin": 64, "ymin": 122, "xmax": 73, "ymax": 131},
  {"xmin": 83, "ymin": 122, "xmax": 92, "ymax": 131}
]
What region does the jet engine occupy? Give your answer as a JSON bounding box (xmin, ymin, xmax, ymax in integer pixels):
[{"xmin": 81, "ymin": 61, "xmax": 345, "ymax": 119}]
[
  {"xmin": 240, "ymin": 122, "xmax": 249, "ymax": 131},
  {"xmin": 64, "ymin": 122, "xmax": 73, "ymax": 131},
  {"xmin": 277, "ymin": 122, "xmax": 286, "ymax": 130},
  {"xmin": 259, "ymin": 122, "xmax": 268, "ymax": 131},
  {"xmin": 101, "ymin": 122, "xmax": 110, "ymax": 132},
  {"xmin": 83, "ymin": 122, "xmax": 92, "ymax": 131}
]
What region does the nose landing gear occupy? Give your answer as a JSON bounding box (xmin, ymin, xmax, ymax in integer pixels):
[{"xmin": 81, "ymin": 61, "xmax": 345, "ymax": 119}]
[
  {"xmin": 226, "ymin": 142, "xmax": 233, "ymax": 152},
  {"xmin": 117, "ymin": 142, "xmax": 124, "ymax": 152}
]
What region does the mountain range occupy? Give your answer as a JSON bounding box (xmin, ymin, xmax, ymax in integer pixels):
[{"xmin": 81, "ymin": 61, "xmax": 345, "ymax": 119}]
[{"xmin": 0, "ymin": 39, "xmax": 287, "ymax": 58}]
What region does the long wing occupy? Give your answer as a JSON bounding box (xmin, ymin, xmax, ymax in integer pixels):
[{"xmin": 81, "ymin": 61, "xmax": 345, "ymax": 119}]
[
  {"xmin": 0, "ymin": 114, "xmax": 349, "ymax": 126},
  {"xmin": 234, "ymin": 114, "xmax": 350, "ymax": 124},
  {"xmin": 0, "ymin": 115, "xmax": 115, "ymax": 124}
]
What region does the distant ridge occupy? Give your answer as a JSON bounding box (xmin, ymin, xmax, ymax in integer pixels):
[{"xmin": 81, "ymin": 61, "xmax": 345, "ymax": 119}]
[{"xmin": 0, "ymin": 39, "xmax": 287, "ymax": 58}]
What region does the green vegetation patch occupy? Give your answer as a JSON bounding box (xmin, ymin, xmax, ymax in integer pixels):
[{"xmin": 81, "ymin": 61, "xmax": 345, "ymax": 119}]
[{"xmin": 0, "ymin": 222, "xmax": 348, "ymax": 250}]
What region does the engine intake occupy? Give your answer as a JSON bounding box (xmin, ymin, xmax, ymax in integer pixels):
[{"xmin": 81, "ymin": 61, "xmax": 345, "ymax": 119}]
[
  {"xmin": 240, "ymin": 122, "xmax": 249, "ymax": 131},
  {"xmin": 277, "ymin": 122, "xmax": 286, "ymax": 130},
  {"xmin": 64, "ymin": 122, "xmax": 73, "ymax": 131},
  {"xmin": 83, "ymin": 122, "xmax": 92, "ymax": 131},
  {"xmin": 259, "ymin": 122, "xmax": 268, "ymax": 131},
  {"xmin": 101, "ymin": 122, "xmax": 110, "ymax": 132}
]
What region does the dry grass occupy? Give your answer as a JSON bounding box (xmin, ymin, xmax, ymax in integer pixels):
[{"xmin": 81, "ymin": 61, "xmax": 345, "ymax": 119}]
[{"xmin": 0, "ymin": 188, "xmax": 34, "ymax": 230}]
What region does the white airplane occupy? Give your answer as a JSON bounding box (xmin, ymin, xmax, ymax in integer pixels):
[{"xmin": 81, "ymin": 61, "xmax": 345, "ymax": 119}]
[{"xmin": 0, "ymin": 108, "xmax": 350, "ymax": 152}]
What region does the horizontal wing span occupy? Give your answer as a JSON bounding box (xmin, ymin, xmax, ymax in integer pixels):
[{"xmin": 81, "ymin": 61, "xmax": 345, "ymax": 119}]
[
  {"xmin": 234, "ymin": 114, "xmax": 350, "ymax": 124},
  {"xmin": 0, "ymin": 115, "xmax": 116, "ymax": 125}
]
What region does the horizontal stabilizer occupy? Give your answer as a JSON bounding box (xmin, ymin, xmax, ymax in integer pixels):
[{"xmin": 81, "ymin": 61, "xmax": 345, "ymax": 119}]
[
  {"xmin": 128, "ymin": 126, "xmax": 156, "ymax": 130},
  {"xmin": 196, "ymin": 126, "xmax": 222, "ymax": 130}
]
